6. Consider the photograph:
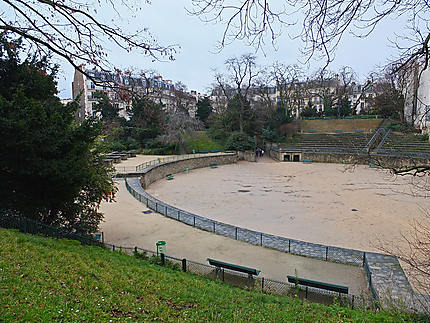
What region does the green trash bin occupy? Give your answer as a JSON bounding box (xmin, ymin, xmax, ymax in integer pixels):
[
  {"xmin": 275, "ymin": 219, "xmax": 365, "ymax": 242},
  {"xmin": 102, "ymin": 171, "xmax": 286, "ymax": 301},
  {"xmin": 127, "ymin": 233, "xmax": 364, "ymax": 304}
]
[{"xmin": 156, "ymin": 240, "xmax": 166, "ymax": 256}]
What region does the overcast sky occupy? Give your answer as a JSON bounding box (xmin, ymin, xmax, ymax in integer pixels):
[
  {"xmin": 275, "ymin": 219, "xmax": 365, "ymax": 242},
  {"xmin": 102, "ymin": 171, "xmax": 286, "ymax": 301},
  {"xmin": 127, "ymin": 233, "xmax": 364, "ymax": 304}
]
[{"xmin": 55, "ymin": 0, "xmax": 404, "ymax": 99}]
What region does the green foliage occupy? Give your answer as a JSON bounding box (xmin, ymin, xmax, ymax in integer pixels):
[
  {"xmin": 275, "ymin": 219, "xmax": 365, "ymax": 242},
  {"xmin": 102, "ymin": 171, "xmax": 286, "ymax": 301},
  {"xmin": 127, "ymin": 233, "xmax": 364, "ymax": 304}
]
[
  {"xmin": 224, "ymin": 94, "xmax": 256, "ymax": 136},
  {"xmin": 97, "ymin": 97, "xmax": 167, "ymax": 152},
  {"xmin": 0, "ymin": 36, "xmax": 115, "ymax": 234},
  {"xmin": 301, "ymin": 101, "xmax": 319, "ymax": 117},
  {"xmin": 225, "ymin": 133, "xmax": 256, "ymax": 151},
  {"xmin": 417, "ymin": 133, "xmax": 429, "ymax": 141},
  {"xmin": 370, "ymin": 85, "xmax": 404, "ymax": 119},
  {"xmin": 1, "ymin": 229, "xmax": 426, "ymax": 322},
  {"xmin": 93, "ymin": 91, "xmax": 119, "ymax": 120},
  {"xmin": 262, "ymin": 127, "xmax": 278, "ymax": 142},
  {"xmin": 184, "ymin": 131, "xmax": 224, "ymax": 152},
  {"xmin": 195, "ymin": 97, "xmax": 212, "ymax": 127},
  {"xmin": 385, "ymin": 121, "xmax": 409, "ymax": 132},
  {"xmin": 337, "ymin": 97, "xmax": 352, "ymax": 117},
  {"xmin": 207, "ymin": 127, "xmax": 229, "ymax": 144}
]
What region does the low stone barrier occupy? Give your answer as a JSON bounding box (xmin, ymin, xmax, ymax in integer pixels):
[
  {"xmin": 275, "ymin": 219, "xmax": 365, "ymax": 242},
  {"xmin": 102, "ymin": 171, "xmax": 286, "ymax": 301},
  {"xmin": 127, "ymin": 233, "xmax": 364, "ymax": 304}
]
[{"xmin": 139, "ymin": 153, "xmax": 238, "ymax": 189}]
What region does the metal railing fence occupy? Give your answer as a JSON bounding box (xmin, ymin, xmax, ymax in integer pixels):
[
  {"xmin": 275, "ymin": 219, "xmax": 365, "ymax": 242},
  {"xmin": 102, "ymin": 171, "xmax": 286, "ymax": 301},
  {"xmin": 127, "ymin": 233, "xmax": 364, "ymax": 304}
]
[
  {"xmin": 135, "ymin": 152, "xmax": 232, "ymax": 172},
  {"xmin": 0, "ymin": 211, "xmax": 374, "ymax": 310},
  {"xmin": 126, "ymin": 178, "xmax": 366, "ymax": 267}
]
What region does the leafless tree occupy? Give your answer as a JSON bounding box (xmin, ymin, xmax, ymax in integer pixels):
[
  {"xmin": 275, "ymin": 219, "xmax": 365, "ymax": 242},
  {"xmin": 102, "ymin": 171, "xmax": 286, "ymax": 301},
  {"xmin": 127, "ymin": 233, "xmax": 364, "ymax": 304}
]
[
  {"xmin": 189, "ymin": 0, "xmax": 430, "ymax": 70},
  {"xmin": 161, "ymin": 110, "xmax": 204, "ymax": 154},
  {"xmin": 270, "ymin": 62, "xmax": 303, "ymax": 117},
  {"xmin": 214, "ymin": 54, "xmax": 260, "ymax": 132},
  {"xmin": 1, "ymin": 1, "xmax": 177, "ymax": 83}
]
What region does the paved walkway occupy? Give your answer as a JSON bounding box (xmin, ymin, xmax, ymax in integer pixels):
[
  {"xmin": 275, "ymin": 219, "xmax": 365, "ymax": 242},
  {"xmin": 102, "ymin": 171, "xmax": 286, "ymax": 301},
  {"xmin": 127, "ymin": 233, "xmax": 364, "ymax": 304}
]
[{"xmin": 100, "ymin": 180, "xmax": 368, "ymax": 296}]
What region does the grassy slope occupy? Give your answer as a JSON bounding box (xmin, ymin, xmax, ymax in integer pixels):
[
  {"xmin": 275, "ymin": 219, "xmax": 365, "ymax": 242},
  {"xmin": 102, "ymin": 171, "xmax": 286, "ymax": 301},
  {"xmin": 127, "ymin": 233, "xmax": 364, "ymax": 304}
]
[
  {"xmin": 0, "ymin": 229, "xmax": 422, "ymax": 322},
  {"xmin": 185, "ymin": 131, "xmax": 224, "ymax": 152}
]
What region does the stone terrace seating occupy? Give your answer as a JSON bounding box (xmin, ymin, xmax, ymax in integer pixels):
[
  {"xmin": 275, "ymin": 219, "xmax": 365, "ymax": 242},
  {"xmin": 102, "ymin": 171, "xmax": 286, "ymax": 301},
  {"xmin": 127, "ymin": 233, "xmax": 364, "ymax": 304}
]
[
  {"xmin": 281, "ymin": 133, "xmax": 373, "ymax": 154},
  {"xmin": 377, "ymin": 133, "xmax": 430, "ymax": 158}
]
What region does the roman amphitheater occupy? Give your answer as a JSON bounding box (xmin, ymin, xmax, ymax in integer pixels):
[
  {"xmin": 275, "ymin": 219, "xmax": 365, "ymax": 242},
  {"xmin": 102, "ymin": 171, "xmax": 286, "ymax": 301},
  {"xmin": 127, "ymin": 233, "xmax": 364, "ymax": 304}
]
[{"xmin": 100, "ymin": 119, "xmax": 430, "ymax": 311}]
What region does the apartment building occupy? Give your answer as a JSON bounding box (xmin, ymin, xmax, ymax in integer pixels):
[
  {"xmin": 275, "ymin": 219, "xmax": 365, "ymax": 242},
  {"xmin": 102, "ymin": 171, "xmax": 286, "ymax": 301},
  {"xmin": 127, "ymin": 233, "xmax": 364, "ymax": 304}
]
[
  {"xmin": 72, "ymin": 68, "xmax": 199, "ymax": 122},
  {"xmin": 402, "ymin": 57, "xmax": 430, "ymax": 131},
  {"xmin": 209, "ymin": 78, "xmax": 374, "ymax": 118}
]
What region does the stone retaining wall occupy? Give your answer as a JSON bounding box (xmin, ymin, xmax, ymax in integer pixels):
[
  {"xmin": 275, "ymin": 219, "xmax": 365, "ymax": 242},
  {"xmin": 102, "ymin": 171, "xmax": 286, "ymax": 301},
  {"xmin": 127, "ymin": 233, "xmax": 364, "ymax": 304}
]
[
  {"xmin": 139, "ymin": 153, "xmax": 238, "ymax": 189},
  {"xmin": 270, "ymin": 149, "xmax": 430, "ymax": 167}
]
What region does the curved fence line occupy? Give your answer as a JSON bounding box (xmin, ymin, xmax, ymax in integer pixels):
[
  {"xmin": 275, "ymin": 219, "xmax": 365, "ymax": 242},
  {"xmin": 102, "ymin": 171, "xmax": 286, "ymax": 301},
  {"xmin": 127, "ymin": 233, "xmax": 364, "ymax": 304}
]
[
  {"xmin": 135, "ymin": 152, "xmax": 230, "ymax": 172},
  {"xmin": 0, "ymin": 212, "xmax": 370, "ymax": 308},
  {"xmin": 125, "ymin": 177, "xmax": 365, "ymax": 267}
]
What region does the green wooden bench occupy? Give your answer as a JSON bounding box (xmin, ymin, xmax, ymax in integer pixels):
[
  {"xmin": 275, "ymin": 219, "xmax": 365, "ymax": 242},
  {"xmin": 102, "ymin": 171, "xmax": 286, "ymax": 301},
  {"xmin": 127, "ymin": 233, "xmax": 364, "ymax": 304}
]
[
  {"xmin": 302, "ymin": 160, "xmax": 313, "ymax": 163},
  {"xmin": 166, "ymin": 174, "xmax": 174, "ymax": 180},
  {"xmin": 210, "ymin": 163, "xmax": 218, "ymax": 168},
  {"xmin": 209, "ymin": 149, "xmax": 220, "ymax": 153},
  {"xmin": 199, "ymin": 150, "xmax": 209, "ymax": 153},
  {"xmin": 208, "ymin": 258, "xmax": 260, "ymax": 279},
  {"xmin": 287, "ymin": 275, "xmax": 348, "ymax": 294}
]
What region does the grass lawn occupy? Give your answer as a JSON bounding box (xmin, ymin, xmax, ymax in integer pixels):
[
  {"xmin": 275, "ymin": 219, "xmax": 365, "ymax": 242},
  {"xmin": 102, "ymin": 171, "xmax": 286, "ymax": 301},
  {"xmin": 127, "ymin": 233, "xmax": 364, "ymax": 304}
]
[
  {"xmin": 185, "ymin": 131, "xmax": 224, "ymax": 152},
  {"xmin": 0, "ymin": 229, "xmax": 426, "ymax": 322}
]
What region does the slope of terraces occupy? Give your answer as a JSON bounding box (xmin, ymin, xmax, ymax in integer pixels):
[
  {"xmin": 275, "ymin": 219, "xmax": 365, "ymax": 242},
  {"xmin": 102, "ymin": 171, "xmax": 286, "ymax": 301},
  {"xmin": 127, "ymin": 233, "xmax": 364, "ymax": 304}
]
[
  {"xmin": 376, "ymin": 133, "xmax": 430, "ymax": 158},
  {"xmin": 280, "ymin": 133, "xmax": 373, "ymax": 154}
]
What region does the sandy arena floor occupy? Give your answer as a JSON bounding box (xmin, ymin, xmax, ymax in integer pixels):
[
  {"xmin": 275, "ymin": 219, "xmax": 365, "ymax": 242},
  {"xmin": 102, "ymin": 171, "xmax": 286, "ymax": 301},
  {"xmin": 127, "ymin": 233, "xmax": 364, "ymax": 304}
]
[{"xmin": 147, "ymin": 158, "xmax": 430, "ymax": 253}]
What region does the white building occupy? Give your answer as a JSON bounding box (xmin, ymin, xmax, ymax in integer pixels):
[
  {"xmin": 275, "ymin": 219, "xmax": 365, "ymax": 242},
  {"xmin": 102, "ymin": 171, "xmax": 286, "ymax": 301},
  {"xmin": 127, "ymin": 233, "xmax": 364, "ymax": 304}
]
[{"xmin": 402, "ymin": 58, "xmax": 430, "ymax": 131}]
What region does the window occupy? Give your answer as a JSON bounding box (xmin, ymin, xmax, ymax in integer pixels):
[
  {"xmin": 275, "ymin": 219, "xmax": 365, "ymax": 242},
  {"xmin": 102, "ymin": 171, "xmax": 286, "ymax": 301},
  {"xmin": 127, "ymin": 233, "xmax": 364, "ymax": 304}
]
[{"xmin": 90, "ymin": 82, "xmax": 95, "ymax": 89}]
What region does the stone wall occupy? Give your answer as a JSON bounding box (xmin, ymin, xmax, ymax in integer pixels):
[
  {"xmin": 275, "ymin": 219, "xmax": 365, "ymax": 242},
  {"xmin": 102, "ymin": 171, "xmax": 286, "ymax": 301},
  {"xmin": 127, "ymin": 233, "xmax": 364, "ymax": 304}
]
[
  {"xmin": 270, "ymin": 149, "xmax": 430, "ymax": 167},
  {"xmin": 237, "ymin": 150, "xmax": 256, "ymax": 162},
  {"xmin": 140, "ymin": 153, "xmax": 238, "ymax": 189}
]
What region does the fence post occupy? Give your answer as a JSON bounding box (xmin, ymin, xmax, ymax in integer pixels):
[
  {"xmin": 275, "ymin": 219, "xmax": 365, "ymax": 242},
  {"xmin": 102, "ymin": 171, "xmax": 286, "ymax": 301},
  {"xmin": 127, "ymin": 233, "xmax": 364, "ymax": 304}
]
[
  {"xmin": 260, "ymin": 233, "xmax": 263, "ymax": 246},
  {"xmin": 222, "ymin": 269, "xmax": 225, "ymax": 282},
  {"xmin": 325, "ymin": 246, "xmax": 328, "ymax": 261},
  {"xmin": 213, "ymin": 222, "xmax": 215, "ymax": 233},
  {"xmin": 288, "ymin": 240, "xmax": 291, "ymax": 253},
  {"xmin": 161, "ymin": 253, "xmax": 165, "ymax": 266},
  {"xmin": 363, "ymin": 252, "xmax": 366, "ymax": 266},
  {"xmin": 193, "ymin": 216, "xmax": 196, "ymax": 227},
  {"xmin": 155, "ymin": 202, "xmax": 158, "ymax": 212},
  {"xmin": 235, "ymin": 227, "xmax": 238, "ymax": 240},
  {"xmin": 165, "ymin": 205, "xmax": 167, "ymax": 215},
  {"xmin": 261, "ymin": 277, "xmax": 264, "ymax": 291},
  {"xmin": 146, "ymin": 197, "xmax": 149, "ymax": 207},
  {"xmin": 182, "ymin": 259, "xmax": 187, "ymax": 272},
  {"xmin": 134, "ymin": 246, "xmax": 138, "ymax": 254},
  {"xmin": 178, "ymin": 210, "xmax": 180, "ymax": 221},
  {"xmin": 352, "ymin": 295, "xmax": 355, "ymax": 309},
  {"xmin": 112, "ymin": 245, "xmax": 115, "ymax": 251},
  {"xmin": 305, "ymin": 286, "xmax": 308, "ymax": 299}
]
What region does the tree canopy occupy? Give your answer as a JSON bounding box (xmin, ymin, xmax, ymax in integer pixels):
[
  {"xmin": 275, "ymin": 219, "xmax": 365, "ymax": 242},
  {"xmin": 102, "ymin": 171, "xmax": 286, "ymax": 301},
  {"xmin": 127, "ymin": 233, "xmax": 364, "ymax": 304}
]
[{"xmin": 0, "ymin": 36, "xmax": 116, "ymax": 234}]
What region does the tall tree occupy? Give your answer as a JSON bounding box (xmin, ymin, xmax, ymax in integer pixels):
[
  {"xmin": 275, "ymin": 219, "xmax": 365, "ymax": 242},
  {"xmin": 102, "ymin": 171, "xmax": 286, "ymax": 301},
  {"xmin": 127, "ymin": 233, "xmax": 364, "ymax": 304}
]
[
  {"xmin": 161, "ymin": 110, "xmax": 204, "ymax": 154},
  {"xmin": 196, "ymin": 97, "xmax": 213, "ymax": 127},
  {"xmin": 0, "ymin": 36, "xmax": 116, "ymax": 234},
  {"xmin": 215, "ymin": 54, "xmax": 259, "ymax": 133}
]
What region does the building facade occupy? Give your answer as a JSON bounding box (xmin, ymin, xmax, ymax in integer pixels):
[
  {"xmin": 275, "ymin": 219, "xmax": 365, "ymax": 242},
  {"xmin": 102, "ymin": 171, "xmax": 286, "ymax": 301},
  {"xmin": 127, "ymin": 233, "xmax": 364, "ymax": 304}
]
[
  {"xmin": 402, "ymin": 58, "xmax": 430, "ymax": 131},
  {"xmin": 72, "ymin": 68, "xmax": 199, "ymax": 122},
  {"xmin": 209, "ymin": 78, "xmax": 375, "ymax": 118}
]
